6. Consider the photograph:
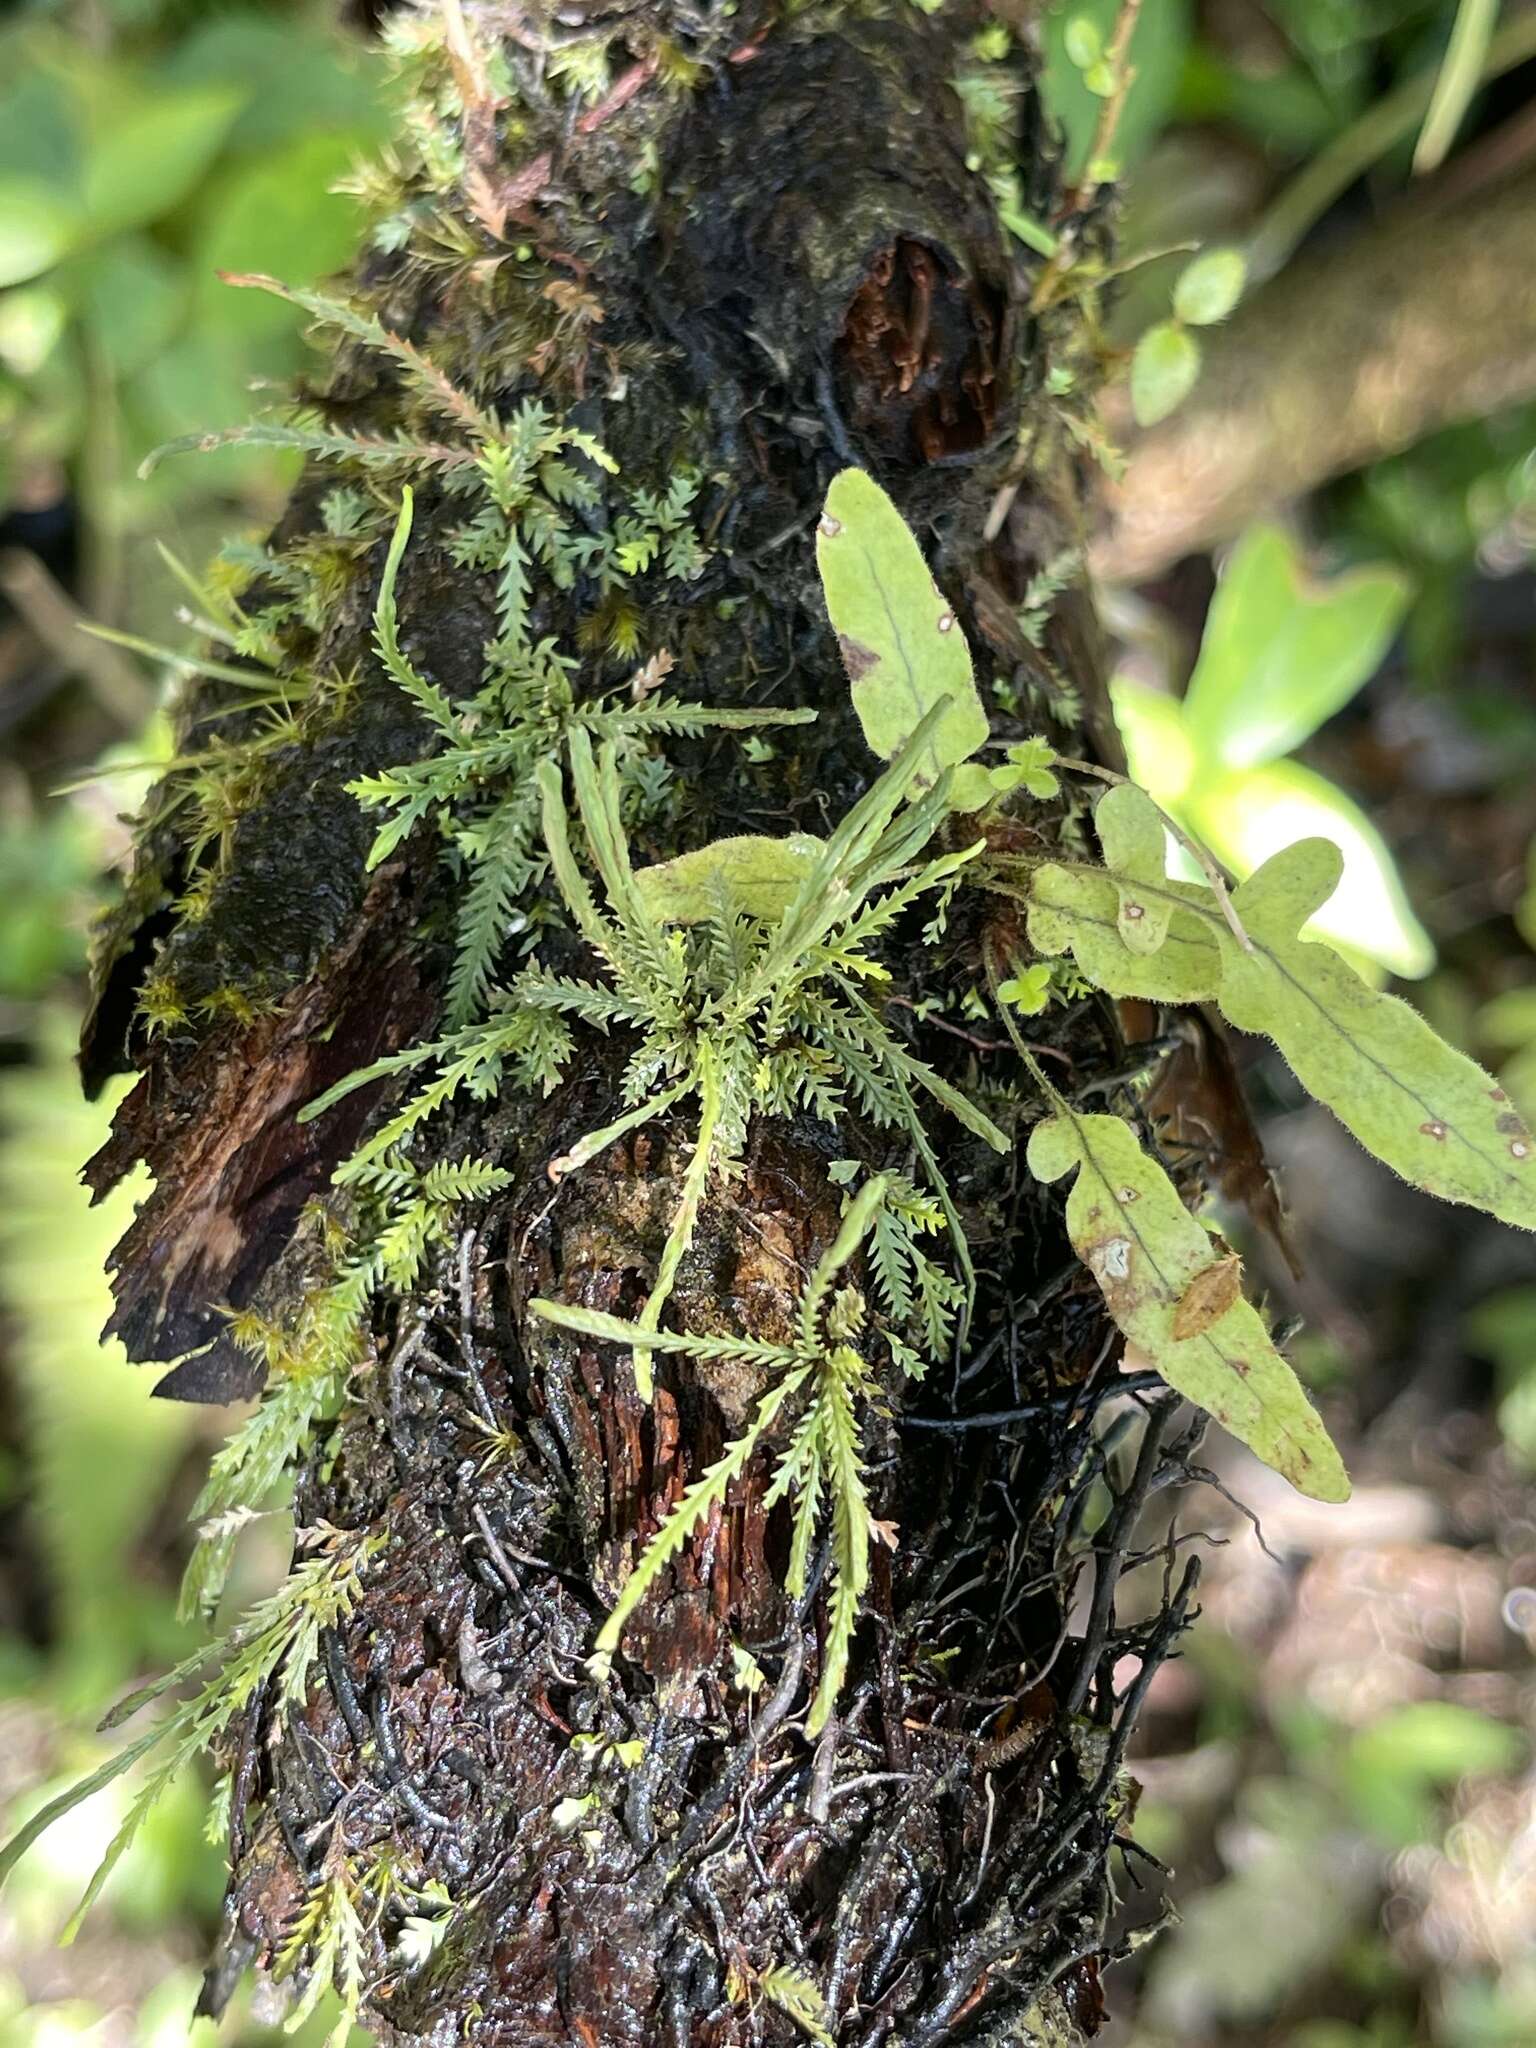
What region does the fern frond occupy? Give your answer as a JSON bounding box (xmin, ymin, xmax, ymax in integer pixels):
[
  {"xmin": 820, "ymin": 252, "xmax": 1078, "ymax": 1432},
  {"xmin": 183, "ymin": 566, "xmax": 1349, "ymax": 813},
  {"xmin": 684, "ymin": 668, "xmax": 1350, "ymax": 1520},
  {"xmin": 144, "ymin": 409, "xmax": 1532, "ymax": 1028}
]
[
  {"xmin": 139, "ymin": 420, "xmax": 478, "ymax": 480},
  {"xmin": 586, "ymin": 1359, "xmax": 816, "ymax": 1676},
  {"xmin": 445, "ymin": 792, "xmax": 541, "ymax": 1026},
  {"xmin": 219, "ymin": 271, "xmax": 502, "ymax": 444},
  {"xmin": 374, "ymin": 490, "xmax": 460, "ymax": 733}
]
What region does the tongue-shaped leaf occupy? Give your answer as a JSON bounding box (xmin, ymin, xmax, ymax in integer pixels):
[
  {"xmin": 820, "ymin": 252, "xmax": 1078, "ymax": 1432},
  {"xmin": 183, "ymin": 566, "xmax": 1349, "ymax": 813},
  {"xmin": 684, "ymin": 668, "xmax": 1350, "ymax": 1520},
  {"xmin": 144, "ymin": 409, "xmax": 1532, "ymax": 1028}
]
[
  {"xmin": 815, "ymin": 468, "xmax": 989, "ymax": 785},
  {"xmin": 1028, "ymin": 1108, "xmax": 1349, "ymax": 1502},
  {"xmin": 1214, "ymin": 840, "xmax": 1536, "ymax": 1230}
]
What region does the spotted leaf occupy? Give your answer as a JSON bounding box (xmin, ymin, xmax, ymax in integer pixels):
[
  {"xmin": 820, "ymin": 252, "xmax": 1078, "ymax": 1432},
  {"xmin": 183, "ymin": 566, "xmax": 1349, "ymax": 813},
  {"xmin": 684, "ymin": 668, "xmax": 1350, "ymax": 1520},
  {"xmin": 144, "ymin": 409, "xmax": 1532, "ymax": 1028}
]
[
  {"xmin": 815, "ymin": 468, "xmax": 989, "ymax": 786},
  {"xmin": 1028, "ymin": 1109, "xmax": 1348, "ymax": 1501},
  {"xmin": 1213, "ymin": 840, "xmax": 1536, "ymax": 1230}
]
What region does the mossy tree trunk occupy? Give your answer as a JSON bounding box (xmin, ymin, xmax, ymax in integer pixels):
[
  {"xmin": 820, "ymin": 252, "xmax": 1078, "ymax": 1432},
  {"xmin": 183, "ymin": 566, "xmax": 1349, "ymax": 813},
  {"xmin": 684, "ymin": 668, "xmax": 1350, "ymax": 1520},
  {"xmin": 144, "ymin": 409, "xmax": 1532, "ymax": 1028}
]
[{"xmin": 83, "ymin": 5, "xmax": 1199, "ymax": 2041}]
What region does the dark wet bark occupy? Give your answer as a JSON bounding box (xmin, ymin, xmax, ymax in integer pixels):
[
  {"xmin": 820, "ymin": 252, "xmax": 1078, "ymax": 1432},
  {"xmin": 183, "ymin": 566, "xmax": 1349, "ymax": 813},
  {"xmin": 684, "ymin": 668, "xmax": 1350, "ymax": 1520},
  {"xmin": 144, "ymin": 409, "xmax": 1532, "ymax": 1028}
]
[{"xmin": 85, "ymin": 6, "xmax": 1198, "ymax": 2041}]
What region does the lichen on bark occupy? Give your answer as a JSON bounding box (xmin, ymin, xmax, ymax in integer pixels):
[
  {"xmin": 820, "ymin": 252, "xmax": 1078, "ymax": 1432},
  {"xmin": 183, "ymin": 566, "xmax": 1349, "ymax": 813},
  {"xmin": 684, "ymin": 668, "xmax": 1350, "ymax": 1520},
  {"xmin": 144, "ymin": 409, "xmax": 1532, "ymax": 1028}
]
[{"xmin": 77, "ymin": 4, "xmax": 1199, "ymax": 2041}]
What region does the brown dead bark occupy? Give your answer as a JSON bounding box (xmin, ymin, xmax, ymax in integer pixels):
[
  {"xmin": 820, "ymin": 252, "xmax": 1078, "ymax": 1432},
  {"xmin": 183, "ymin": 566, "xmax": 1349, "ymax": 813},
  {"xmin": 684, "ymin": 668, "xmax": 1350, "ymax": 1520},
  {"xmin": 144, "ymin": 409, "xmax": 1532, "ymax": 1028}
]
[{"xmin": 84, "ymin": 6, "xmax": 1208, "ymax": 2040}]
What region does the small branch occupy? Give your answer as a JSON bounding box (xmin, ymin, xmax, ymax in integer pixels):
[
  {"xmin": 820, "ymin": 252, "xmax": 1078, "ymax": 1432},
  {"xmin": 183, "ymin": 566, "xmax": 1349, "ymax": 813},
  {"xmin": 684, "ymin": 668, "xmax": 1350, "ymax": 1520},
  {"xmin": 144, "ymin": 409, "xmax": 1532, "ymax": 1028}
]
[
  {"xmin": 1098, "ymin": 159, "xmax": 1536, "ymax": 582},
  {"xmin": 0, "ymin": 549, "xmax": 153, "ymax": 729}
]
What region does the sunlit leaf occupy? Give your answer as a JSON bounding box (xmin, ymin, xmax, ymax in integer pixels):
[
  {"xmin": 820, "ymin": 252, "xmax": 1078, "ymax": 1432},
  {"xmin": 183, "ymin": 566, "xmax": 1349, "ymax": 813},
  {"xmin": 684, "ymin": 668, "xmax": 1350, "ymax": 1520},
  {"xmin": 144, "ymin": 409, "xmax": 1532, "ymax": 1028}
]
[
  {"xmin": 1027, "ymin": 1109, "xmax": 1349, "ymax": 1500},
  {"xmin": 1183, "ymin": 525, "xmax": 1412, "ymax": 771},
  {"xmin": 1111, "ymin": 676, "xmax": 1198, "ymax": 804},
  {"xmin": 1189, "ymin": 756, "xmax": 1434, "ymax": 980},
  {"xmin": 815, "ymin": 468, "xmax": 989, "ymax": 785}
]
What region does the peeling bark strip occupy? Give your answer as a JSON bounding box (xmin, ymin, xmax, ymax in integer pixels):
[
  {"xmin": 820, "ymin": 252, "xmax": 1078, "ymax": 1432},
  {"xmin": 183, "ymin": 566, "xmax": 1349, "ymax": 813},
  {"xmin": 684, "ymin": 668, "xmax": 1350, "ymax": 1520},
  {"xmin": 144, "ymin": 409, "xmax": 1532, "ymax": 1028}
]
[{"xmin": 82, "ymin": 5, "xmax": 1197, "ymax": 2041}]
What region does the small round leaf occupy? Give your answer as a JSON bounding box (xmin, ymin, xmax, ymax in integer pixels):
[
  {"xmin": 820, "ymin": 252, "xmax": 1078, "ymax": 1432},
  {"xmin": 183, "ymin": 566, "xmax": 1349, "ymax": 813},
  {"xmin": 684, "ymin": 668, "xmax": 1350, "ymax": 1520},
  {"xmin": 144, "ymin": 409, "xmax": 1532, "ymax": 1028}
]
[
  {"xmin": 1173, "ymin": 247, "xmax": 1247, "ymax": 327},
  {"xmin": 1130, "ymin": 322, "xmax": 1201, "ymax": 427},
  {"xmin": 1063, "ymin": 15, "xmax": 1103, "ymax": 67}
]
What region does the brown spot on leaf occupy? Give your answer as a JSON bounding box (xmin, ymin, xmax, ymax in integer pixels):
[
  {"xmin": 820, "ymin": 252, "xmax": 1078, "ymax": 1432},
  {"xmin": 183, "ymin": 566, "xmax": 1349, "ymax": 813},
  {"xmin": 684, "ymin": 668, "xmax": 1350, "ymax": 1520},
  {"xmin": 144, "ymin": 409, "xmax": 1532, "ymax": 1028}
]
[
  {"xmin": 1171, "ymin": 1254, "xmax": 1243, "ymax": 1341},
  {"xmin": 837, "ymin": 633, "xmax": 880, "ymax": 681},
  {"xmin": 1420, "ymin": 1120, "xmax": 1447, "ymax": 1141}
]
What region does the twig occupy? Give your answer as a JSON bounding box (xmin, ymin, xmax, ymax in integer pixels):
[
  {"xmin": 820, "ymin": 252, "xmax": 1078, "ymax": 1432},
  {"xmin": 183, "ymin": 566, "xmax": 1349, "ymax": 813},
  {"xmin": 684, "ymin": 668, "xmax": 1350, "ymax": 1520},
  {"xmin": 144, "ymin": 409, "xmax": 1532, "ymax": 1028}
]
[{"xmin": 0, "ymin": 549, "xmax": 153, "ymax": 728}]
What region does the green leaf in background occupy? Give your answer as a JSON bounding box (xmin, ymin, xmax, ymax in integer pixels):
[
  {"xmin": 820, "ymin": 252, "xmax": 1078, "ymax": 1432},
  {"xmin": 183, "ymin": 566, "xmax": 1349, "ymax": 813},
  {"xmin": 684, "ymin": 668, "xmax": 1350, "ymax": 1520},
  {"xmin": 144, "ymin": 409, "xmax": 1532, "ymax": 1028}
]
[
  {"xmin": 1189, "ymin": 756, "xmax": 1434, "ymax": 979},
  {"xmin": 1042, "ymin": 0, "xmax": 1192, "ymax": 178},
  {"xmin": 1213, "ymin": 840, "xmax": 1536, "ymax": 1230},
  {"xmin": 1131, "ymin": 320, "xmax": 1201, "ymax": 426},
  {"xmin": 74, "ymin": 74, "xmax": 246, "ymax": 243},
  {"xmin": 0, "ymin": 1019, "xmax": 196, "ymax": 1708},
  {"xmin": 0, "ymin": 180, "xmax": 78, "ymax": 289},
  {"xmin": 1173, "ymin": 246, "xmax": 1247, "ymax": 325},
  {"xmin": 1027, "ymin": 1109, "xmax": 1350, "ymax": 1500},
  {"xmin": 1344, "ymin": 1701, "xmax": 1523, "ymax": 1845},
  {"xmin": 1111, "ymin": 524, "xmax": 1425, "ymax": 978},
  {"xmin": 1479, "ymin": 984, "xmax": 1536, "ymax": 1118},
  {"xmin": 816, "ymin": 468, "xmax": 989, "ymax": 785},
  {"xmin": 193, "ymin": 132, "xmax": 371, "ymax": 342},
  {"xmin": 1184, "ymin": 525, "xmax": 1413, "ymax": 771},
  {"xmin": 66, "ymin": 237, "xmax": 186, "ymax": 380},
  {"xmin": 1466, "ymin": 1283, "xmax": 1536, "ymax": 1467},
  {"xmin": 634, "ymin": 834, "xmax": 825, "ymax": 924}
]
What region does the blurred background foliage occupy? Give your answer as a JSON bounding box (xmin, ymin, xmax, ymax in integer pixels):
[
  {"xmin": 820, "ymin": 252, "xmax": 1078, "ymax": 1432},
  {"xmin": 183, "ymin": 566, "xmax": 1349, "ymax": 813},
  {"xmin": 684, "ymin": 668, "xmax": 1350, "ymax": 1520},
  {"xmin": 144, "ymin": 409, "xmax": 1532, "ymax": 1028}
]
[{"xmin": 0, "ymin": 1, "xmax": 1533, "ymax": 2044}]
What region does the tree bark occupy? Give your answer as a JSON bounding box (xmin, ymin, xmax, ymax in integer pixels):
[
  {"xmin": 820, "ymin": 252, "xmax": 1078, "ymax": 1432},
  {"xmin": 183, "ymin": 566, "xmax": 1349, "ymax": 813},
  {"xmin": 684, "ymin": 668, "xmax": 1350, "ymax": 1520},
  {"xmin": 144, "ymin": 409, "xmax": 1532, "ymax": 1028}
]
[{"xmin": 83, "ymin": 6, "xmax": 1198, "ymax": 2041}]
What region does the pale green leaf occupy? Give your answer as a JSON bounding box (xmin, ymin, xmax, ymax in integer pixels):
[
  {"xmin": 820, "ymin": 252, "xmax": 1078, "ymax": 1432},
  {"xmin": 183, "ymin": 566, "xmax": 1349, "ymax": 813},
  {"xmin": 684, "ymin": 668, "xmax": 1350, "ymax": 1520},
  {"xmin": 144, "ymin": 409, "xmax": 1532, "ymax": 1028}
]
[
  {"xmin": 79, "ymin": 81, "xmax": 245, "ymax": 241},
  {"xmin": 1027, "ymin": 859, "xmax": 1222, "ymax": 1004},
  {"xmin": 0, "ymin": 177, "xmax": 80, "ymax": 286},
  {"xmin": 1184, "ymin": 525, "xmax": 1412, "ymax": 771},
  {"xmin": 1028, "ymin": 1110, "xmax": 1349, "ymax": 1501},
  {"xmin": 633, "ymin": 833, "xmax": 825, "ymax": 924},
  {"xmin": 1189, "ymin": 756, "xmax": 1434, "ymax": 980},
  {"xmin": 1110, "ymin": 675, "xmax": 1199, "ymax": 805},
  {"xmin": 1130, "ymin": 322, "xmax": 1200, "ymax": 427},
  {"xmin": 816, "ymin": 468, "xmax": 989, "ymax": 786},
  {"xmin": 1213, "ymin": 841, "xmax": 1536, "ymax": 1231},
  {"xmin": 1172, "ymin": 247, "xmax": 1246, "ymax": 326},
  {"xmin": 1093, "ymin": 783, "xmax": 1175, "ymax": 954}
]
